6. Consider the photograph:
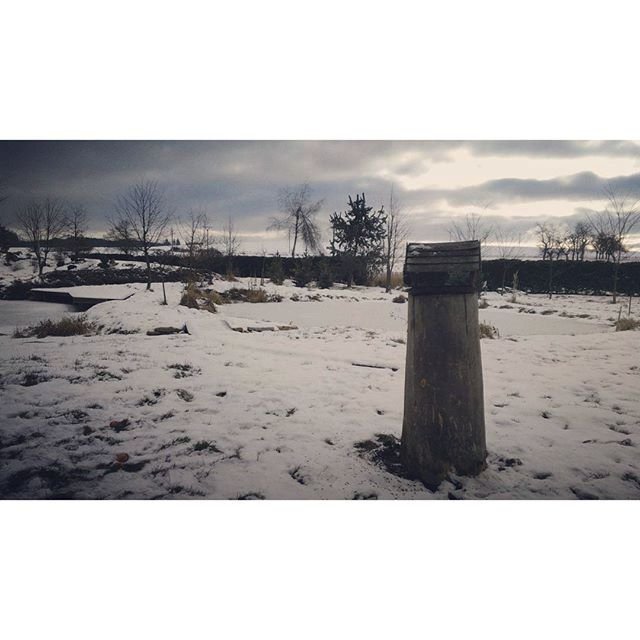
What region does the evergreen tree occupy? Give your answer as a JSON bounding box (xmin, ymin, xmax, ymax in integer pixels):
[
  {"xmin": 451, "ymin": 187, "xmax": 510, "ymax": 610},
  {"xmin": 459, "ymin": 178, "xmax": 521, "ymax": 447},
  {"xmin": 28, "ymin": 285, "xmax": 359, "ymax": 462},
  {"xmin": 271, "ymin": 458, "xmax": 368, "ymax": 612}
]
[
  {"xmin": 329, "ymin": 193, "xmax": 386, "ymax": 285},
  {"xmin": 267, "ymin": 254, "xmax": 285, "ymax": 285}
]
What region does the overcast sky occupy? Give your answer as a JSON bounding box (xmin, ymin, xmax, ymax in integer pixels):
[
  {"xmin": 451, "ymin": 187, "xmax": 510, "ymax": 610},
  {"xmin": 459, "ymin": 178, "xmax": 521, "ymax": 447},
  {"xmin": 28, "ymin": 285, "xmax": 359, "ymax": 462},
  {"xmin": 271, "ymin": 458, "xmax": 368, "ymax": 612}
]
[{"xmin": 2, "ymin": 140, "xmax": 640, "ymax": 253}]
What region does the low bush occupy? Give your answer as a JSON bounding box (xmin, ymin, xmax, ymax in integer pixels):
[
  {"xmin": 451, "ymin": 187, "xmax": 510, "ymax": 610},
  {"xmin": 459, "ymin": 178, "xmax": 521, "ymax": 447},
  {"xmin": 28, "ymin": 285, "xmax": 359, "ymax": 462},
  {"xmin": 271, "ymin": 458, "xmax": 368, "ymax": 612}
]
[
  {"xmin": 615, "ymin": 317, "xmax": 640, "ymax": 332},
  {"xmin": 478, "ymin": 297, "xmax": 489, "ymax": 309},
  {"xmin": 267, "ymin": 256, "xmax": 285, "ymax": 285},
  {"xmin": 317, "ymin": 261, "xmax": 334, "ymax": 289},
  {"xmin": 479, "ymin": 322, "xmax": 499, "ymax": 339},
  {"xmin": 392, "ymin": 294, "xmax": 407, "ymax": 304},
  {"xmin": 14, "ymin": 314, "xmax": 97, "ymax": 339},
  {"xmin": 292, "ymin": 258, "xmax": 316, "ymax": 288},
  {"xmin": 219, "ymin": 288, "xmax": 281, "ymax": 303}
]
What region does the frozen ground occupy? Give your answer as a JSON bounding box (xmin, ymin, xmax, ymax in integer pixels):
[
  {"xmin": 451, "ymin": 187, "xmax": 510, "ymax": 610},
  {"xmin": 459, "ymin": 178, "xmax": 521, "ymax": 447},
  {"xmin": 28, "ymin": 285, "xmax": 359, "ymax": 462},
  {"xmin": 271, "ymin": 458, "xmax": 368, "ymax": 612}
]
[{"xmin": 0, "ymin": 281, "xmax": 638, "ymax": 499}]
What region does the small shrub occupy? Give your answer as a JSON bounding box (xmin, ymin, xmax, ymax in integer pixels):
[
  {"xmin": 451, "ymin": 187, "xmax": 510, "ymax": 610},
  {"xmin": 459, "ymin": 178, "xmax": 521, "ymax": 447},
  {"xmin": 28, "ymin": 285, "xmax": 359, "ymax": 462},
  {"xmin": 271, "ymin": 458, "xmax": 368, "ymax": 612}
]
[
  {"xmin": 317, "ymin": 261, "xmax": 334, "ymax": 289},
  {"xmin": 392, "ymin": 294, "xmax": 407, "ymax": 304},
  {"xmin": 219, "ymin": 288, "xmax": 280, "ymax": 303},
  {"xmin": 615, "ymin": 317, "xmax": 640, "ymax": 332},
  {"xmin": 292, "ymin": 258, "xmax": 315, "ymax": 288},
  {"xmin": 267, "ymin": 256, "xmax": 285, "ymax": 285},
  {"xmin": 246, "ymin": 288, "xmax": 268, "ymax": 303},
  {"xmin": 478, "ymin": 298, "xmax": 489, "ymax": 309},
  {"xmin": 13, "ymin": 314, "xmax": 97, "ymax": 339},
  {"xmin": 479, "ymin": 322, "xmax": 499, "ymax": 339}
]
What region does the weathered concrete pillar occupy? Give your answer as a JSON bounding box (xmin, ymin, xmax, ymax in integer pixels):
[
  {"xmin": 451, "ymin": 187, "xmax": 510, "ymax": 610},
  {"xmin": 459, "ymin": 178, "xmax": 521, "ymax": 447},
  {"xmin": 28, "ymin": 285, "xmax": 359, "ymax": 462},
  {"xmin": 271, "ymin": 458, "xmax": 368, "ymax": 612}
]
[{"xmin": 400, "ymin": 240, "xmax": 487, "ymax": 490}]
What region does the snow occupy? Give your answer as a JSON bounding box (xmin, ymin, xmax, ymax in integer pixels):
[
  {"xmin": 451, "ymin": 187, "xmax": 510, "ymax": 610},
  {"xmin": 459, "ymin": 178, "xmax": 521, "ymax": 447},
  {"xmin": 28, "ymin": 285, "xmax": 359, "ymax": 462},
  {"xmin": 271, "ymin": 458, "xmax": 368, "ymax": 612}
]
[{"xmin": 0, "ymin": 279, "xmax": 639, "ymax": 499}]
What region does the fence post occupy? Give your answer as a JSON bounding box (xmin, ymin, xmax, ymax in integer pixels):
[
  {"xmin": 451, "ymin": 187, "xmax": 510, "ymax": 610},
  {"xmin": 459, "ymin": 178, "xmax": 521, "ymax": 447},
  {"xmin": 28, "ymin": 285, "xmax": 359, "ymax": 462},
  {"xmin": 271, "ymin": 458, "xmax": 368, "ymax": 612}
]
[{"xmin": 401, "ymin": 240, "xmax": 487, "ymax": 489}]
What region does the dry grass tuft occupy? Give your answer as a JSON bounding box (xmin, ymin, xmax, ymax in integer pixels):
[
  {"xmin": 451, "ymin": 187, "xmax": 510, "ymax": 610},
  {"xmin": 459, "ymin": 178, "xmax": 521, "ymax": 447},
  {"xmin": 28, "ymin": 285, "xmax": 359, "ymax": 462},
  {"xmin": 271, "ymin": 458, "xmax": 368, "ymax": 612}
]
[
  {"xmin": 13, "ymin": 314, "xmax": 97, "ymax": 339},
  {"xmin": 615, "ymin": 317, "xmax": 640, "ymax": 332},
  {"xmin": 372, "ymin": 272, "xmax": 404, "ymax": 289},
  {"xmin": 479, "ymin": 322, "xmax": 499, "ymax": 339},
  {"xmin": 179, "ymin": 283, "xmax": 222, "ymax": 313},
  {"xmin": 219, "ymin": 288, "xmax": 282, "ymax": 303}
]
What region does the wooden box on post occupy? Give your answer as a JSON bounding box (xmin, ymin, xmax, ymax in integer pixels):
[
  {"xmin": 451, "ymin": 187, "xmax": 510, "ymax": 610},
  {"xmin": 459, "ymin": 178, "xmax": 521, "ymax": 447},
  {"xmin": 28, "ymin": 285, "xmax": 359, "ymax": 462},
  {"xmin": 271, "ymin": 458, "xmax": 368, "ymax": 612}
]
[{"xmin": 401, "ymin": 240, "xmax": 487, "ymax": 490}]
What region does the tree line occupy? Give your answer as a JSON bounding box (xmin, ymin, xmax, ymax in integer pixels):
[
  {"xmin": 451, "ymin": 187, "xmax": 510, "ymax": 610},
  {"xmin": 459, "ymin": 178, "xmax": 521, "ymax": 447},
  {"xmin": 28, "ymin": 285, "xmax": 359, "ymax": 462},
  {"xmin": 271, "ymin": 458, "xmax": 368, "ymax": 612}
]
[
  {"xmin": 1, "ymin": 177, "xmax": 410, "ymax": 293},
  {"xmin": 2, "ymin": 176, "xmax": 638, "ymax": 299}
]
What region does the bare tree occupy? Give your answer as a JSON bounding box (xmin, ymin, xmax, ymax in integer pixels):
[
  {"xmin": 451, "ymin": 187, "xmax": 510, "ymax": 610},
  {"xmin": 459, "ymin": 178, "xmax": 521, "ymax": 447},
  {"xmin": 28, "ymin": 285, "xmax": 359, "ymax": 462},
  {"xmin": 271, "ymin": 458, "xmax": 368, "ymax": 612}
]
[
  {"xmin": 565, "ymin": 220, "xmax": 591, "ymax": 261},
  {"xmin": 222, "ymin": 217, "xmax": 241, "ymax": 276},
  {"xmin": 16, "ymin": 197, "xmax": 69, "ymax": 277},
  {"xmin": 110, "ymin": 180, "xmax": 172, "ymax": 290},
  {"xmin": 588, "ymin": 185, "xmax": 640, "ymax": 303},
  {"xmin": 180, "ymin": 208, "xmax": 209, "ymax": 266},
  {"xmin": 65, "ymin": 204, "xmax": 90, "ymax": 259},
  {"xmin": 536, "ymin": 222, "xmax": 568, "ymax": 298},
  {"xmin": 105, "ymin": 217, "xmax": 137, "ymax": 255},
  {"xmin": 383, "ymin": 186, "xmax": 409, "ymax": 292},
  {"xmin": 447, "ymin": 203, "xmax": 494, "ymax": 246},
  {"xmin": 493, "ymin": 227, "xmax": 524, "ymax": 293},
  {"xmin": 269, "ymin": 183, "xmax": 323, "ymax": 257}
]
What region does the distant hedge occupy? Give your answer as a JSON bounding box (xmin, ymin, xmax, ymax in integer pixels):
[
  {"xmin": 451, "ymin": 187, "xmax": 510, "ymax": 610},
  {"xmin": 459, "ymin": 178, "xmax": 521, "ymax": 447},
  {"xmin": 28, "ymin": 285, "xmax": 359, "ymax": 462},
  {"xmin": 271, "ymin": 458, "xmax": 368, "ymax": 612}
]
[
  {"xmin": 82, "ymin": 252, "xmax": 345, "ymax": 280},
  {"xmin": 481, "ymin": 259, "xmax": 640, "ymax": 295}
]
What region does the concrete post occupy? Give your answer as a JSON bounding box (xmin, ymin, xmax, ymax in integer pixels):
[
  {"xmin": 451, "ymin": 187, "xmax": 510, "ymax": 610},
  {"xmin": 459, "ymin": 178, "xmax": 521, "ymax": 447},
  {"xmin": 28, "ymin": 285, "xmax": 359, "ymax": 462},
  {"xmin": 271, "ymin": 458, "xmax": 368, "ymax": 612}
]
[{"xmin": 400, "ymin": 240, "xmax": 487, "ymax": 489}]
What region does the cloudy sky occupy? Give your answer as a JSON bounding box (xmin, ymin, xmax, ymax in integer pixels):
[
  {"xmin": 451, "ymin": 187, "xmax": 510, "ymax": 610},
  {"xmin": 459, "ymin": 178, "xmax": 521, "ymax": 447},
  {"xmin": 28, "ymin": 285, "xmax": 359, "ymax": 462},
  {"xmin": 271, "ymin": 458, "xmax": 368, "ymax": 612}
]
[{"xmin": 2, "ymin": 140, "xmax": 640, "ymax": 253}]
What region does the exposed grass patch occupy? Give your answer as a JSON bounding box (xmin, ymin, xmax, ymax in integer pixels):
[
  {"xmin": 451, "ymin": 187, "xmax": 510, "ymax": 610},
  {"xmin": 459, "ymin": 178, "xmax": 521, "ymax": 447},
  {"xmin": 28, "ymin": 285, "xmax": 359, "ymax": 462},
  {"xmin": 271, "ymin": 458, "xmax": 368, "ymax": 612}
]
[
  {"xmin": 237, "ymin": 491, "xmax": 265, "ymax": 500},
  {"xmin": 157, "ymin": 435, "xmax": 191, "ymax": 451},
  {"xmin": 479, "ymin": 322, "xmax": 499, "ymax": 339},
  {"xmin": 21, "ymin": 371, "xmax": 49, "ymax": 386},
  {"xmin": 193, "ymin": 440, "xmax": 222, "ymax": 453},
  {"xmin": 166, "ymin": 362, "xmax": 201, "ymax": 378},
  {"xmin": 176, "ymin": 389, "xmax": 194, "ymax": 402},
  {"xmin": 13, "ymin": 314, "xmax": 97, "ymax": 339}
]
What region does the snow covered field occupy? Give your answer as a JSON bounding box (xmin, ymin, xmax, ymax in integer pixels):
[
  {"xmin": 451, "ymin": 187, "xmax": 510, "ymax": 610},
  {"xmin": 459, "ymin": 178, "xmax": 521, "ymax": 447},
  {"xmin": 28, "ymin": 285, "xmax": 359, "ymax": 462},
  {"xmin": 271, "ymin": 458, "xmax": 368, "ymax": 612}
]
[{"xmin": 0, "ymin": 280, "xmax": 638, "ymax": 499}]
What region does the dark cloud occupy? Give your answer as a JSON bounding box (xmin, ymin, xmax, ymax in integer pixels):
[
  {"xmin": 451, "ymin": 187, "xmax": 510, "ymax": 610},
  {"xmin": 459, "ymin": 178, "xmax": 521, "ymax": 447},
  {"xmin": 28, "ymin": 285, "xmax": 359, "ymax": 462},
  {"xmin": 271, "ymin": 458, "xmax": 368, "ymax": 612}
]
[
  {"xmin": 431, "ymin": 171, "xmax": 640, "ymax": 207},
  {"xmin": 465, "ymin": 140, "xmax": 640, "ymax": 159},
  {"xmin": 2, "ymin": 141, "xmax": 640, "ymax": 251}
]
